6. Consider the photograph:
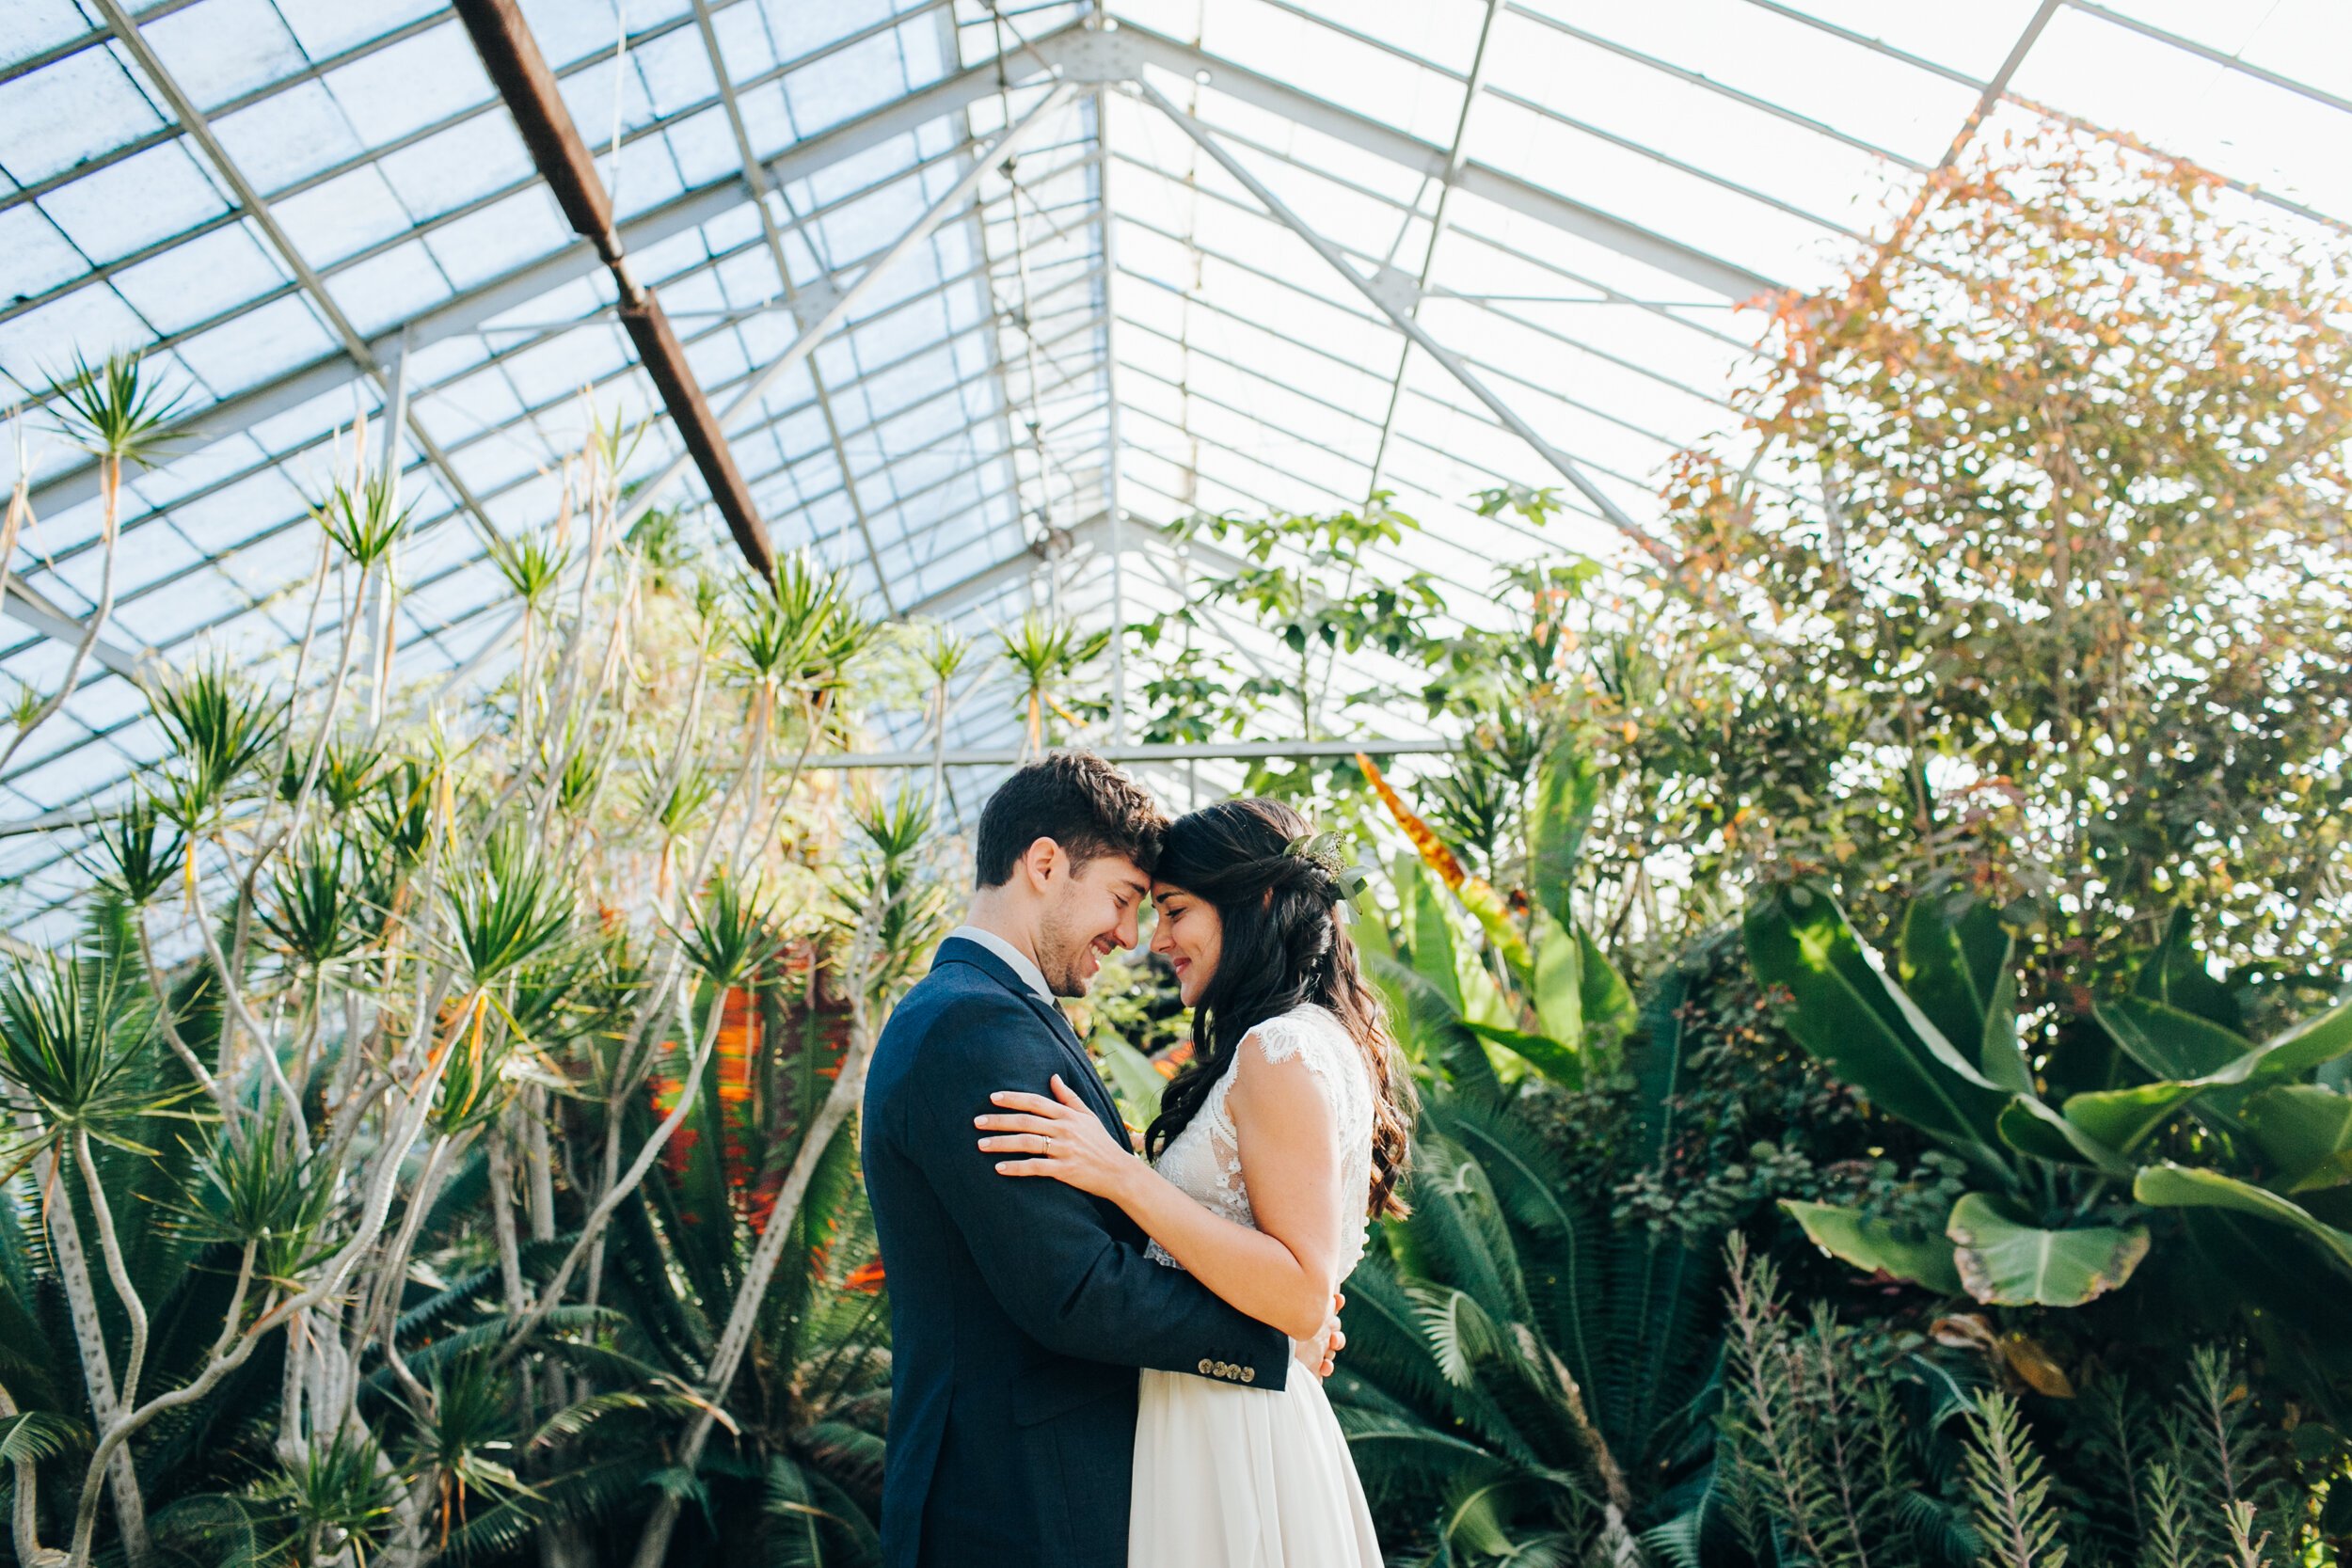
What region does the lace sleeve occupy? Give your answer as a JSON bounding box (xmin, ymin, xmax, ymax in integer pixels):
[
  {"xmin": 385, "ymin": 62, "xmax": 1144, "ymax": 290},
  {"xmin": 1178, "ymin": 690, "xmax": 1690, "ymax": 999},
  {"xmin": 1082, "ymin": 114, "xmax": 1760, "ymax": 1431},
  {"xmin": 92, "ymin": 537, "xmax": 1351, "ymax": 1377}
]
[{"xmin": 1237, "ymin": 1012, "xmax": 1350, "ymax": 1121}]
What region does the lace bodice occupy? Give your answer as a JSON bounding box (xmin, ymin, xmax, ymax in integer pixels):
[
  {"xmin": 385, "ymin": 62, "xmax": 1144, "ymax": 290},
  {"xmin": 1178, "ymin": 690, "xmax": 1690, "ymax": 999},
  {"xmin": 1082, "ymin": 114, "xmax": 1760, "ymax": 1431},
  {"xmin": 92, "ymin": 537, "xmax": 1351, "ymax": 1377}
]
[{"xmin": 1145, "ymin": 1003, "xmax": 1376, "ymax": 1280}]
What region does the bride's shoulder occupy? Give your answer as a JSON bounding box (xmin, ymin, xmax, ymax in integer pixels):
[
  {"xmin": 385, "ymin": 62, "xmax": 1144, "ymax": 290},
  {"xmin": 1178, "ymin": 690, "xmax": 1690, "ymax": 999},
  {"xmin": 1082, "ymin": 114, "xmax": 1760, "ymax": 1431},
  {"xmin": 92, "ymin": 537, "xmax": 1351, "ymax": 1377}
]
[{"xmin": 1238, "ymin": 1003, "xmax": 1350, "ymax": 1072}]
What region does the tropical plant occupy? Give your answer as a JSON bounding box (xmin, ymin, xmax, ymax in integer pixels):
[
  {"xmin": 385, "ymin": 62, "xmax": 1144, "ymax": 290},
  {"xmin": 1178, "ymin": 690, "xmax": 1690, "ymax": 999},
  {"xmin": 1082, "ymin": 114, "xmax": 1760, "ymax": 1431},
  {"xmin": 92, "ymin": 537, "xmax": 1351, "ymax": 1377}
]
[
  {"xmin": 0, "ymin": 400, "xmax": 935, "ymax": 1568},
  {"xmin": 1330, "ymin": 756, "xmax": 1722, "ymax": 1564},
  {"xmin": 1748, "ymin": 879, "xmax": 2352, "ymax": 1403},
  {"xmin": 2, "ymin": 349, "xmax": 190, "ymax": 775},
  {"xmin": 1126, "ymin": 497, "xmax": 1442, "ymax": 784},
  {"xmin": 995, "ymin": 609, "xmax": 1108, "ymax": 754},
  {"xmin": 1331, "ymin": 1072, "xmax": 1722, "ymax": 1566},
  {"xmin": 1358, "ymin": 743, "xmax": 1634, "ymax": 1090},
  {"xmin": 1661, "ymin": 124, "xmax": 2352, "ymax": 980}
]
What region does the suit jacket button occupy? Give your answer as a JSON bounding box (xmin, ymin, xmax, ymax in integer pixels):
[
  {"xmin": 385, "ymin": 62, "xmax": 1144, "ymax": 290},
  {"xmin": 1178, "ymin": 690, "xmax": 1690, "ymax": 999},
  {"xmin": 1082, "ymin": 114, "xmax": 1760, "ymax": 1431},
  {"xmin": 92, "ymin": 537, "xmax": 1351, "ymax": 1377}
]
[
  {"xmin": 1241, "ymin": 1367, "xmax": 1255, "ymax": 1384},
  {"xmin": 1198, "ymin": 1358, "xmax": 1213, "ymax": 1375}
]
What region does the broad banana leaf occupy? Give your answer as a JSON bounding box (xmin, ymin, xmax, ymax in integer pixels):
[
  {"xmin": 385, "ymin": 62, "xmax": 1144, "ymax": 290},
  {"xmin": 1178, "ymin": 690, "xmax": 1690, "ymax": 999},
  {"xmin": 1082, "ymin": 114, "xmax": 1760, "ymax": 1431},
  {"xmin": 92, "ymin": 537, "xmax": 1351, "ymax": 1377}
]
[
  {"xmin": 2133, "ymin": 908, "xmax": 2241, "ymax": 1032},
  {"xmin": 1574, "ymin": 922, "xmax": 1635, "ymax": 1049},
  {"xmin": 1743, "ymin": 882, "xmax": 2012, "ymax": 1177},
  {"xmin": 1945, "ymin": 1193, "xmax": 2149, "ymax": 1307},
  {"xmin": 1410, "ymin": 862, "xmax": 1465, "ymax": 1020},
  {"xmin": 1898, "ymin": 883, "xmax": 2032, "ymax": 1095},
  {"xmin": 2096, "ymin": 994, "xmax": 2249, "ymax": 1082},
  {"xmin": 1527, "ymin": 739, "xmax": 1599, "ymax": 930},
  {"xmin": 2091, "ymin": 995, "xmax": 2352, "ymax": 1147},
  {"xmin": 1412, "ymin": 879, "xmax": 1512, "ymax": 1032},
  {"xmin": 2238, "ymin": 995, "xmax": 2352, "ymax": 1085},
  {"xmin": 1461, "ymin": 1021, "xmax": 1583, "ymax": 1087},
  {"xmin": 2245, "ymin": 1085, "xmax": 2352, "ymax": 1194},
  {"xmin": 1090, "ymin": 1023, "xmax": 1169, "ymax": 1132},
  {"xmin": 2061, "ymin": 1080, "xmax": 2217, "ymax": 1154},
  {"xmin": 2133, "ymin": 1163, "xmax": 2352, "ymax": 1276},
  {"xmin": 1529, "ymin": 907, "xmax": 1584, "ymax": 1049},
  {"xmin": 1996, "ymin": 1095, "xmax": 2134, "ymax": 1176},
  {"xmin": 1783, "ymin": 1199, "xmax": 1963, "ymax": 1295}
]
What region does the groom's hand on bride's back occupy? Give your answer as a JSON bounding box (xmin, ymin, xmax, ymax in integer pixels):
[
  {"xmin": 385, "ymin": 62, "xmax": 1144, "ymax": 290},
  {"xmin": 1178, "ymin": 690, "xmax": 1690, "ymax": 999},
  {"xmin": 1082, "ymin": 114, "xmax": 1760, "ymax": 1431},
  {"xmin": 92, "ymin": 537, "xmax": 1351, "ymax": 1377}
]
[{"xmin": 1292, "ymin": 1291, "xmax": 1345, "ymax": 1378}]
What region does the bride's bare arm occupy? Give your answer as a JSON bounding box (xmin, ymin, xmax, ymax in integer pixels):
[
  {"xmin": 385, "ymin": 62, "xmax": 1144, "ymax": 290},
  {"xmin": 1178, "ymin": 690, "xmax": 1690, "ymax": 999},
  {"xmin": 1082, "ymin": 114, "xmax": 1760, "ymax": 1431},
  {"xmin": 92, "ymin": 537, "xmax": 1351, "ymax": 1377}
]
[{"xmin": 977, "ymin": 1039, "xmax": 1347, "ymax": 1343}]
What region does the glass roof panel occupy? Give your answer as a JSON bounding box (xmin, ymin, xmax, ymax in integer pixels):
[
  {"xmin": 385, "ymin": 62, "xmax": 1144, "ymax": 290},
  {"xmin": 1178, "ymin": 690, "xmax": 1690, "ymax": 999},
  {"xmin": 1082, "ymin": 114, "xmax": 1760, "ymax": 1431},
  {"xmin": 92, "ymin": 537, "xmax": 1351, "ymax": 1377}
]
[{"xmin": 3, "ymin": 0, "xmax": 2345, "ymax": 934}]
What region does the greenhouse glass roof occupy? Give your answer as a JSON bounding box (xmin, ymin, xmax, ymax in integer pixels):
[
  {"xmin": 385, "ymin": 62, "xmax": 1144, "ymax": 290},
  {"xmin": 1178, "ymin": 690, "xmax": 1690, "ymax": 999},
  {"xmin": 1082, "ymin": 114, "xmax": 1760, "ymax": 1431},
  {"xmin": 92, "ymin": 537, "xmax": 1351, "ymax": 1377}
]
[{"xmin": 1, "ymin": 0, "xmax": 2346, "ymax": 941}]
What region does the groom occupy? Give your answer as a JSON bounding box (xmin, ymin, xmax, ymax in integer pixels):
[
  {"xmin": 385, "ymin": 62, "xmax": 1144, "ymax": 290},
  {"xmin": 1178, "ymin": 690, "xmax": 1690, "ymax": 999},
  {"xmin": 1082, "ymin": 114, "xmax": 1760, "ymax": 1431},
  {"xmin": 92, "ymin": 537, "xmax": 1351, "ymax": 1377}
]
[{"xmin": 863, "ymin": 751, "xmax": 1338, "ymax": 1568}]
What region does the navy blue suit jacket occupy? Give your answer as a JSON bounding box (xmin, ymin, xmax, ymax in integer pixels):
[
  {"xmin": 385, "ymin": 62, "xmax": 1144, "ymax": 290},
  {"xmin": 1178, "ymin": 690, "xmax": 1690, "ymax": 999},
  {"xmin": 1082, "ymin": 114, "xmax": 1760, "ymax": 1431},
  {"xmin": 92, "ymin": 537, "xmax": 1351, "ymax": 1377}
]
[{"xmin": 862, "ymin": 938, "xmax": 1288, "ymax": 1568}]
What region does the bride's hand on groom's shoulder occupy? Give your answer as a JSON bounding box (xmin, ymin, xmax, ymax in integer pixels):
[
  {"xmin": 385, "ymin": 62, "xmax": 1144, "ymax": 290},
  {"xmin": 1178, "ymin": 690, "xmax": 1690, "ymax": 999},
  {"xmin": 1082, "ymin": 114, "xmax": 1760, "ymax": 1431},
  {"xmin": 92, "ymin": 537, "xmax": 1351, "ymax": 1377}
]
[{"xmin": 977, "ymin": 1076, "xmax": 1138, "ymax": 1203}]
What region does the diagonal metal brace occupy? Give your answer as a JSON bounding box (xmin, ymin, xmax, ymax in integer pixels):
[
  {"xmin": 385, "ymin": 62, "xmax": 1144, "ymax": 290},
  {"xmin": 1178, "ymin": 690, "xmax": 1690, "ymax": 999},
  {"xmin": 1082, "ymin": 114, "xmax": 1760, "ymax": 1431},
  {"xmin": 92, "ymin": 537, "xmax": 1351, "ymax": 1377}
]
[{"xmin": 1130, "ymin": 76, "xmax": 1680, "ymax": 573}]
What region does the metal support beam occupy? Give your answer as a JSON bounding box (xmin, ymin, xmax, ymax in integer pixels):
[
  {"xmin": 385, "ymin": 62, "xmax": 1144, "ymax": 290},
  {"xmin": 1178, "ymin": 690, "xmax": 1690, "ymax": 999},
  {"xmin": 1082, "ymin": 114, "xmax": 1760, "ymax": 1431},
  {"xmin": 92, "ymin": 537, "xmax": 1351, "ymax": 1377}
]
[
  {"xmin": 1131, "ymin": 77, "xmax": 1680, "ymax": 573},
  {"xmin": 1365, "ymin": 0, "xmax": 1502, "ymax": 503},
  {"xmin": 616, "ymin": 81, "xmax": 1079, "ymax": 539},
  {"xmin": 1104, "ymin": 24, "xmax": 1775, "ymax": 302},
  {"xmin": 1934, "ymin": 1, "xmax": 2062, "ymax": 173},
  {"xmin": 2, "ymin": 579, "xmax": 152, "ymax": 681},
  {"xmin": 803, "ymin": 737, "xmax": 1459, "ymax": 769},
  {"xmin": 687, "ymin": 0, "xmax": 898, "ymax": 609},
  {"xmin": 91, "ymin": 0, "xmax": 508, "ymax": 562},
  {"xmin": 1093, "ymin": 84, "xmax": 1128, "ymax": 744},
  {"xmin": 24, "ymin": 24, "xmax": 1082, "ymax": 526},
  {"xmin": 453, "ymin": 0, "xmax": 774, "ymax": 578}
]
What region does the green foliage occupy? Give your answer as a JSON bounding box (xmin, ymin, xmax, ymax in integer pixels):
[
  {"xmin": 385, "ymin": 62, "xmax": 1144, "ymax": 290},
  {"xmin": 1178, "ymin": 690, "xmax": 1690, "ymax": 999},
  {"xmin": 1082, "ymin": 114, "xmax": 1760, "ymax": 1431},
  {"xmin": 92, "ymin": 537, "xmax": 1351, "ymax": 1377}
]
[
  {"xmin": 485, "ymin": 527, "xmax": 574, "ymax": 610},
  {"xmin": 46, "ymin": 345, "xmax": 190, "ymax": 467},
  {"xmin": 1133, "ymin": 495, "xmax": 1441, "ymax": 750},
  {"xmin": 1666, "ymin": 126, "xmax": 2352, "ymax": 979},
  {"xmin": 0, "ymin": 934, "xmax": 179, "ymax": 1152},
  {"xmin": 1964, "ymin": 1392, "xmax": 2069, "ymax": 1568},
  {"xmin": 88, "ymin": 793, "xmax": 185, "ymax": 906},
  {"xmin": 1749, "ymin": 875, "xmax": 2352, "ymax": 1404},
  {"xmin": 1334, "ymin": 937, "xmax": 1727, "ymax": 1563},
  {"xmin": 173, "ymin": 1130, "xmax": 339, "ymax": 1285},
  {"xmin": 151, "ymin": 659, "xmax": 289, "ymax": 825},
  {"xmin": 246, "ymin": 1431, "xmax": 402, "ymax": 1567},
  {"xmin": 313, "ymin": 474, "xmax": 415, "ymax": 571},
  {"xmin": 995, "ymin": 609, "xmax": 1110, "ymax": 751},
  {"xmin": 679, "ymin": 866, "xmax": 785, "ymax": 987},
  {"xmin": 443, "ymin": 827, "xmax": 577, "ymax": 989},
  {"xmin": 1714, "ymin": 1235, "xmax": 1965, "ymax": 1568},
  {"xmin": 262, "ymin": 836, "xmax": 366, "ymax": 972}
]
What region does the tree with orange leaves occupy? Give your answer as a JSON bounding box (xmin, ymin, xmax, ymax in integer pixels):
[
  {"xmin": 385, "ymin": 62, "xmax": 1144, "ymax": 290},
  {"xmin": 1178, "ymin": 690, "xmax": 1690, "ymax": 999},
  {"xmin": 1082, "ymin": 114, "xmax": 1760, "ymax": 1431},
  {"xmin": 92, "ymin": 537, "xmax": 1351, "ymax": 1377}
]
[{"xmin": 1661, "ymin": 123, "xmax": 2352, "ymax": 981}]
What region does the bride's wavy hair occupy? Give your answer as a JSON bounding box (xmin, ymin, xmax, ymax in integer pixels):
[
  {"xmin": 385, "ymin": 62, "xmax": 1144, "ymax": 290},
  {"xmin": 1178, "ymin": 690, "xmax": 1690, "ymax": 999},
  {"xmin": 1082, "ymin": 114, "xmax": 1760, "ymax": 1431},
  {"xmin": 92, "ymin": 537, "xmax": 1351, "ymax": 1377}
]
[{"xmin": 1142, "ymin": 798, "xmax": 1416, "ymax": 1219}]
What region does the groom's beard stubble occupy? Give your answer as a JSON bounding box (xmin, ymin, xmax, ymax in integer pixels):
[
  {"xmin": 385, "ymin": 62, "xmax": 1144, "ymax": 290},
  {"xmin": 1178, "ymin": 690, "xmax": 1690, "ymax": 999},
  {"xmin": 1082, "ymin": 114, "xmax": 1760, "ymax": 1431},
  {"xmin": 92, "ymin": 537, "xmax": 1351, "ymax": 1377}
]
[{"xmin": 1035, "ymin": 906, "xmax": 1097, "ymax": 997}]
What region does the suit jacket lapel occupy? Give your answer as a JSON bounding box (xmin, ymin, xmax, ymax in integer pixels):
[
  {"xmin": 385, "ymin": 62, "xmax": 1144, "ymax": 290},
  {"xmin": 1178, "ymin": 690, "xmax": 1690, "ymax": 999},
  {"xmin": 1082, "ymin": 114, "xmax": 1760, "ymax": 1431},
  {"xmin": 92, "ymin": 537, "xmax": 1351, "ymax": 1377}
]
[
  {"xmin": 935, "ymin": 939, "xmax": 1127, "ymax": 1141},
  {"xmin": 1013, "ymin": 990, "xmax": 1127, "ymax": 1138}
]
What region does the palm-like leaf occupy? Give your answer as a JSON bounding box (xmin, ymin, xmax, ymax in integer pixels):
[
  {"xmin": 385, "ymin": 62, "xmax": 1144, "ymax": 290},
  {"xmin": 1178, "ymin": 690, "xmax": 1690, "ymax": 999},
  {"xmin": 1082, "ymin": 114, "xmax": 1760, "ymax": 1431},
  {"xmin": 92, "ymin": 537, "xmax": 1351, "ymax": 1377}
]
[
  {"xmin": 151, "ymin": 661, "xmax": 289, "ymax": 822},
  {"xmin": 0, "ymin": 942, "xmax": 182, "ymax": 1148},
  {"xmin": 47, "ymin": 347, "xmax": 191, "ymax": 467},
  {"xmin": 444, "ymin": 828, "xmax": 577, "ymax": 988},
  {"xmin": 313, "ymin": 475, "xmax": 415, "ymax": 570}
]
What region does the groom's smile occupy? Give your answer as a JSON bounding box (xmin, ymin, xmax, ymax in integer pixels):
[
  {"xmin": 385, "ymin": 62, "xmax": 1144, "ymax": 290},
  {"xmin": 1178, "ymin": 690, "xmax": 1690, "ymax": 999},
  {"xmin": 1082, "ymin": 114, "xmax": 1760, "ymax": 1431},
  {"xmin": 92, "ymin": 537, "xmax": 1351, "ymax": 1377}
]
[{"xmin": 1034, "ymin": 849, "xmax": 1152, "ymax": 996}]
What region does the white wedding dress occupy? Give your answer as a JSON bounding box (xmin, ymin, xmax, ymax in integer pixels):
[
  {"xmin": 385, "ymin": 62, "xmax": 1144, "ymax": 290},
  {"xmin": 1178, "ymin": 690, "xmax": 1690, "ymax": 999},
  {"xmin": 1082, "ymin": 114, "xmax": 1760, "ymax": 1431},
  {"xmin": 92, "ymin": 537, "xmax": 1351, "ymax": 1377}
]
[{"xmin": 1130, "ymin": 1003, "xmax": 1384, "ymax": 1568}]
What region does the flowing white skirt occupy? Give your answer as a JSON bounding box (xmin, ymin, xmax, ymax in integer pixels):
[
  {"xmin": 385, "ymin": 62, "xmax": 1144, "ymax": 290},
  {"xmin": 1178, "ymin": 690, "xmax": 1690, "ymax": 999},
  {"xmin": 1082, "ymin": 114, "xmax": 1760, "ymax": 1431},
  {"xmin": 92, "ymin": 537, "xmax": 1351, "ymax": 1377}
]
[{"xmin": 1129, "ymin": 1365, "xmax": 1382, "ymax": 1568}]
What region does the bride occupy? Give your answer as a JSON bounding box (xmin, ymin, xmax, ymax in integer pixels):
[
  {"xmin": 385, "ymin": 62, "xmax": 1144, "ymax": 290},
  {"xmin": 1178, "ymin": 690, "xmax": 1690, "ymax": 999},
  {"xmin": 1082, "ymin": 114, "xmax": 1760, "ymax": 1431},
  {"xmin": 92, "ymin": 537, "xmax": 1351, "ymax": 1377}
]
[{"xmin": 975, "ymin": 797, "xmax": 1417, "ymax": 1567}]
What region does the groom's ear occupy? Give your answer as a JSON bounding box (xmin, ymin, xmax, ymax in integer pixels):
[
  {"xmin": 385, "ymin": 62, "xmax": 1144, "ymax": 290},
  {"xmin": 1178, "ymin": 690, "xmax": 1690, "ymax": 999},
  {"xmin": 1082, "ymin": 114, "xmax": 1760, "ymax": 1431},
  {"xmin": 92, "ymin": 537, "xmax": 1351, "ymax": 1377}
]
[{"xmin": 1019, "ymin": 835, "xmax": 1062, "ymax": 890}]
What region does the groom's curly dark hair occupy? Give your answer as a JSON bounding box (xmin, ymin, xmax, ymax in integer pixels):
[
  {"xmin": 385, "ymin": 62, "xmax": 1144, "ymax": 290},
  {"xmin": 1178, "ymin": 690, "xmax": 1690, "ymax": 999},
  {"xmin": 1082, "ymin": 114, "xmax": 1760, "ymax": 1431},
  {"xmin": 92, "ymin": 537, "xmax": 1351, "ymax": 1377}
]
[{"xmin": 973, "ymin": 750, "xmax": 1167, "ymax": 888}]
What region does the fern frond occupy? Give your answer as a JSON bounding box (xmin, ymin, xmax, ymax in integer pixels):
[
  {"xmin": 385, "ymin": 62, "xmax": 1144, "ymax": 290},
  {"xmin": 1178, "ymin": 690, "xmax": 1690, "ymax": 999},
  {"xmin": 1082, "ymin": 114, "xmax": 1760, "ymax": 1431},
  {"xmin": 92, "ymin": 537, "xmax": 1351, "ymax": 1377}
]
[{"xmin": 1963, "ymin": 1391, "xmax": 2069, "ymax": 1568}]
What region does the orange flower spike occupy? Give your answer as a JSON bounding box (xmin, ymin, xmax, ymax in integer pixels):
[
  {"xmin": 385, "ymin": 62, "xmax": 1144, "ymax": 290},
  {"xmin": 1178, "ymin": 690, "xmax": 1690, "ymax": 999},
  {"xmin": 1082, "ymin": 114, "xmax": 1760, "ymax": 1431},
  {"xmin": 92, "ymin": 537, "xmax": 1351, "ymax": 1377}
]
[
  {"xmin": 1356, "ymin": 752, "xmax": 1466, "ymax": 888},
  {"xmin": 1357, "ymin": 752, "xmax": 1531, "ymax": 973}
]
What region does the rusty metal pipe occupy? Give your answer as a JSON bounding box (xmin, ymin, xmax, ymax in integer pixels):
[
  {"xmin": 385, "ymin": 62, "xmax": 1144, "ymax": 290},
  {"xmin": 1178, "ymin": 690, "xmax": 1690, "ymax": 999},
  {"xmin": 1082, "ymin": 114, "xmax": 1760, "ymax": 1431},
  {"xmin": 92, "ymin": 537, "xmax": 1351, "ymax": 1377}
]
[{"xmin": 453, "ymin": 0, "xmax": 775, "ymax": 579}]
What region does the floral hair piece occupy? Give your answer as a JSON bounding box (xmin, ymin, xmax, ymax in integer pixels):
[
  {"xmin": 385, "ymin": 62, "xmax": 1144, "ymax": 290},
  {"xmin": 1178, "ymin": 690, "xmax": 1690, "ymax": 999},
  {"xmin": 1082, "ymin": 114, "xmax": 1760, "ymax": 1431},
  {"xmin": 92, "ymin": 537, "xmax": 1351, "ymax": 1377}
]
[{"xmin": 1281, "ymin": 829, "xmax": 1372, "ymax": 911}]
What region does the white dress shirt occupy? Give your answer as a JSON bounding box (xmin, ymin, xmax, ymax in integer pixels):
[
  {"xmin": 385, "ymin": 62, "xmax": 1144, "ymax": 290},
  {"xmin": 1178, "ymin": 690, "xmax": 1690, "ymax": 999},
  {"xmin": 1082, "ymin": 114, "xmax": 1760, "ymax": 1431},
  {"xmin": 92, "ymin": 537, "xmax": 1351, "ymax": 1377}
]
[{"xmin": 943, "ymin": 924, "xmax": 1054, "ymax": 1004}]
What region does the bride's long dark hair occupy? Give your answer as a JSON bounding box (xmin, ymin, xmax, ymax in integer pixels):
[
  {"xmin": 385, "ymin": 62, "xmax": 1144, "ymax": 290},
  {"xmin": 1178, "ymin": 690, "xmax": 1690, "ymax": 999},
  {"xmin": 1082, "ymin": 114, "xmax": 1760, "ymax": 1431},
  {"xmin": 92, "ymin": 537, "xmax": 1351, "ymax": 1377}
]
[{"xmin": 1143, "ymin": 798, "xmax": 1416, "ymax": 1219}]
